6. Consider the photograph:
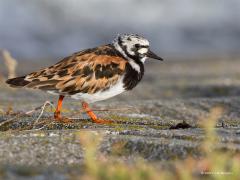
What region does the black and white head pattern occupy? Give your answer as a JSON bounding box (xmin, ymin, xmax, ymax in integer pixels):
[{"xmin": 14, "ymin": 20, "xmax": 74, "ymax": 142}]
[{"xmin": 113, "ymin": 34, "xmax": 150, "ymax": 62}]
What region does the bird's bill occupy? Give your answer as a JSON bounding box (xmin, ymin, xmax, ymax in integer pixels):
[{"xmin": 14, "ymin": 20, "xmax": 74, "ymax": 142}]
[{"xmin": 146, "ymin": 50, "xmax": 163, "ymax": 61}]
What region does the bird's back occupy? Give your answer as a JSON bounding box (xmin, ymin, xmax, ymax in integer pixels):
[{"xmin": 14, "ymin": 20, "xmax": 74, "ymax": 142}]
[{"xmin": 6, "ymin": 45, "xmax": 128, "ymax": 98}]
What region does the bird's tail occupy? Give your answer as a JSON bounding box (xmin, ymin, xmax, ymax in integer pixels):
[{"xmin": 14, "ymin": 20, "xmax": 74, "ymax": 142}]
[{"xmin": 6, "ymin": 76, "xmax": 30, "ymax": 88}]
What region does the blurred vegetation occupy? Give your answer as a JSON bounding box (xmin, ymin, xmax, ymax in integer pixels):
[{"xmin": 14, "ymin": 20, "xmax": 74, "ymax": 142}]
[
  {"xmin": 75, "ymin": 107, "xmax": 240, "ymax": 180},
  {"xmin": 0, "ymin": 49, "xmax": 18, "ymax": 80}
]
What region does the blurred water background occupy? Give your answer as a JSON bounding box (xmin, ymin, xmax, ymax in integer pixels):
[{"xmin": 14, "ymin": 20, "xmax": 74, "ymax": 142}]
[{"xmin": 0, "ymin": 0, "xmax": 239, "ymax": 60}]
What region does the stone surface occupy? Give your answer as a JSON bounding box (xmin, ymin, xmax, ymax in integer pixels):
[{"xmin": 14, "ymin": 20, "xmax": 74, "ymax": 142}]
[{"xmin": 0, "ymin": 58, "xmax": 240, "ymax": 179}]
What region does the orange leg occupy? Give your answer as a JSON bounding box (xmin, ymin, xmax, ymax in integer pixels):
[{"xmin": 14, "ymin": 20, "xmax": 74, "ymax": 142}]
[
  {"xmin": 54, "ymin": 95, "xmax": 72, "ymax": 123},
  {"xmin": 82, "ymin": 101, "xmax": 113, "ymax": 124}
]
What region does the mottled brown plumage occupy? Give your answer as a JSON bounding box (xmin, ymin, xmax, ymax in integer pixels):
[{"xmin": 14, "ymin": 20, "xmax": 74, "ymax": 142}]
[{"xmin": 9, "ymin": 45, "xmax": 127, "ymax": 95}]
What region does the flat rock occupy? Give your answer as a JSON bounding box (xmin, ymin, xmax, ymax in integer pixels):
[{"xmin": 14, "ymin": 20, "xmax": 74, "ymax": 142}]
[{"xmin": 0, "ymin": 58, "xmax": 239, "ymax": 179}]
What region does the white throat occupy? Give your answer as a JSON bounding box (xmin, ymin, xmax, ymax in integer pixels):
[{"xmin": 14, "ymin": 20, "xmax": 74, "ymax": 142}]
[{"xmin": 141, "ymin": 57, "xmax": 147, "ymax": 63}]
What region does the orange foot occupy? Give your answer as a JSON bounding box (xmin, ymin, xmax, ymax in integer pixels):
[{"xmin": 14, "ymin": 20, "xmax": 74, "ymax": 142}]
[
  {"xmin": 54, "ymin": 112, "xmax": 73, "ymax": 123},
  {"xmin": 53, "ymin": 95, "xmax": 73, "ymax": 123},
  {"xmin": 55, "ymin": 117, "xmax": 73, "ymax": 124},
  {"xmin": 82, "ymin": 102, "xmax": 113, "ymax": 124},
  {"xmin": 92, "ymin": 118, "xmax": 113, "ymax": 124}
]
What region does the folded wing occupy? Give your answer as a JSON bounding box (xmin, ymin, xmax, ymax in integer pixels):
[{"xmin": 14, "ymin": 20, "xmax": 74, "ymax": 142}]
[{"xmin": 7, "ymin": 45, "xmax": 127, "ymax": 95}]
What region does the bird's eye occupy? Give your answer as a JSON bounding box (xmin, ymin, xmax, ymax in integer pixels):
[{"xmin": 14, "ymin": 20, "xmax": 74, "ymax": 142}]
[{"xmin": 134, "ymin": 44, "xmax": 140, "ymax": 49}]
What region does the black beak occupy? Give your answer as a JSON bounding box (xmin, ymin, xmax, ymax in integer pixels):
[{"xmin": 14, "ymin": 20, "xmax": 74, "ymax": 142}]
[{"xmin": 146, "ymin": 50, "xmax": 164, "ymax": 61}]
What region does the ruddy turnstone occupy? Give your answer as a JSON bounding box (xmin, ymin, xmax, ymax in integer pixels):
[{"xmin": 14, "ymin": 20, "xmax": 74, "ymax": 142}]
[{"xmin": 6, "ymin": 34, "xmax": 163, "ymax": 123}]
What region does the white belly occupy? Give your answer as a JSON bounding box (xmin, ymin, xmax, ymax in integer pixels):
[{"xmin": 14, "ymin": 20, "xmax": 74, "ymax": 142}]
[{"xmin": 70, "ymin": 77, "xmax": 126, "ymax": 103}]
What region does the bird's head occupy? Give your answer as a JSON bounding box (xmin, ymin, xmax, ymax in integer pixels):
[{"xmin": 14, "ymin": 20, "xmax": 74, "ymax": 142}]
[{"xmin": 113, "ymin": 34, "xmax": 163, "ymax": 63}]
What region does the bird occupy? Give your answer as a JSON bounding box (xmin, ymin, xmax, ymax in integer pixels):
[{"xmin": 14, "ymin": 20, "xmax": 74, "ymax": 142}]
[{"xmin": 6, "ymin": 34, "xmax": 163, "ymax": 124}]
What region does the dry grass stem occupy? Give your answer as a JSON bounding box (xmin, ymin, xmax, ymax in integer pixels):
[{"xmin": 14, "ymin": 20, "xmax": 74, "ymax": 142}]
[
  {"xmin": 0, "ymin": 49, "xmax": 18, "ymax": 79},
  {"xmin": 0, "ymin": 101, "xmax": 55, "ymax": 129}
]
